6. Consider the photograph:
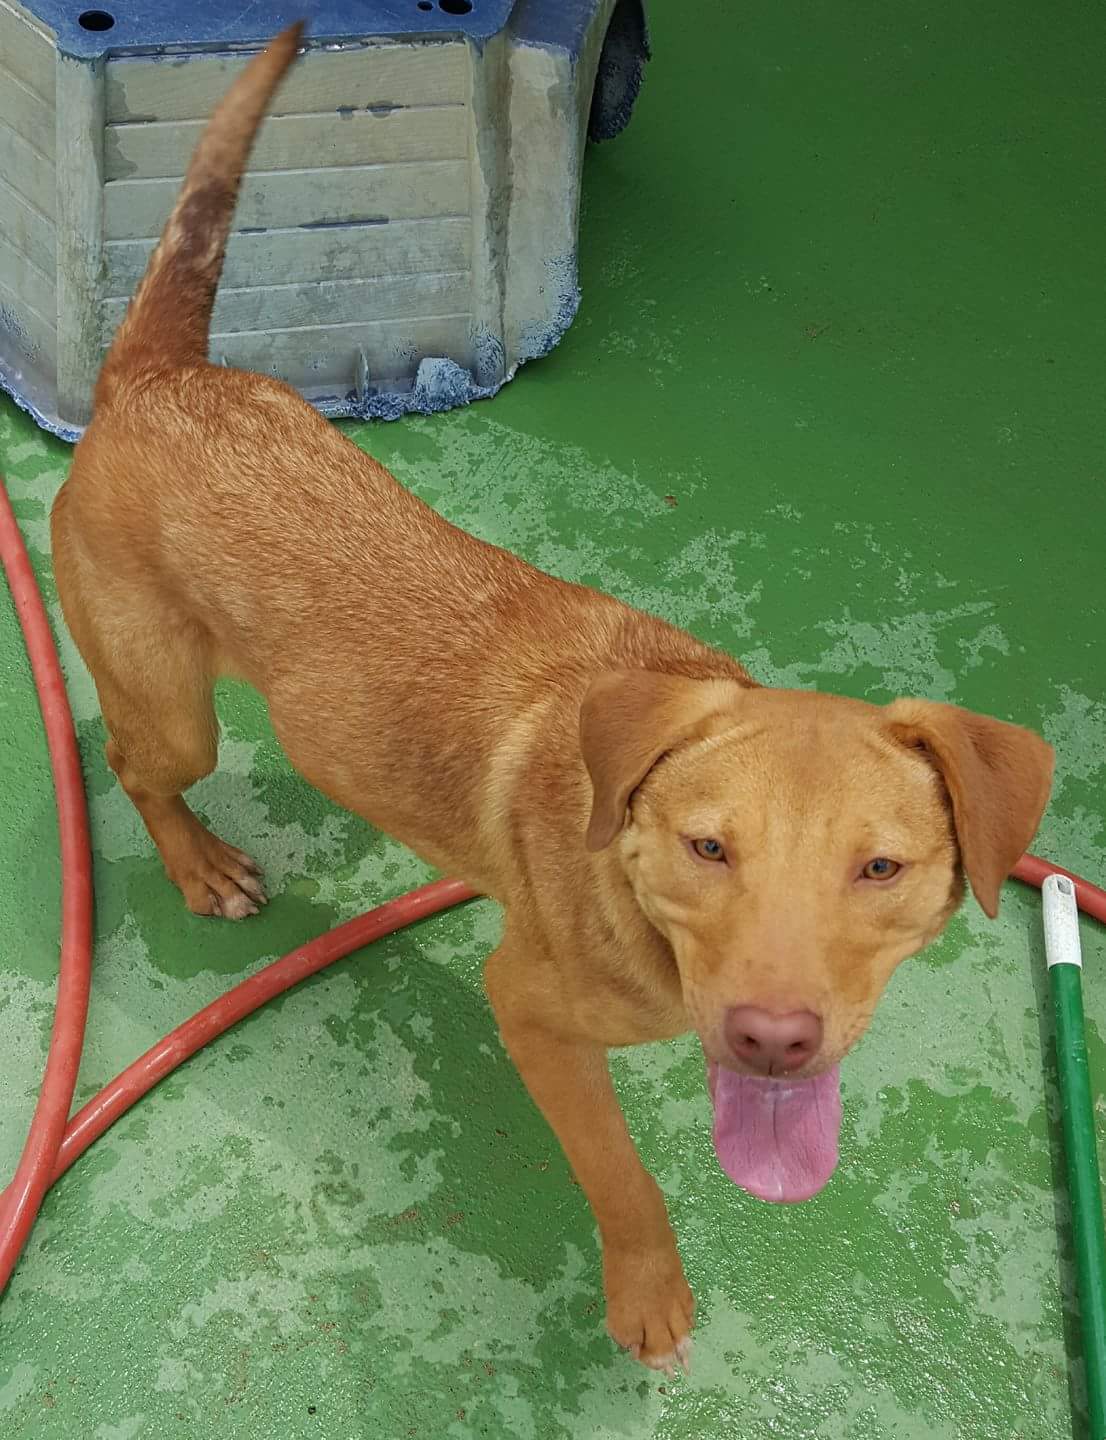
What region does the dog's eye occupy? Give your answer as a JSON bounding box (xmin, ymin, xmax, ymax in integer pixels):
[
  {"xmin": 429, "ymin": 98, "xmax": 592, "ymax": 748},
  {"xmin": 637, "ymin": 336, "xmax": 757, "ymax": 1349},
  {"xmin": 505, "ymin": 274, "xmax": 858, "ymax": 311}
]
[
  {"xmin": 862, "ymin": 857, "xmax": 901, "ymax": 881},
  {"xmin": 692, "ymin": 837, "xmax": 726, "ymax": 863}
]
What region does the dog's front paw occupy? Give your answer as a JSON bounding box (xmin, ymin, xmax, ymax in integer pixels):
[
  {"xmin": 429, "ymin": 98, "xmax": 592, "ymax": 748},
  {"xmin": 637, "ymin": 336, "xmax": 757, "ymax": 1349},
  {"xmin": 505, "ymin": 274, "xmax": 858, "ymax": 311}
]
[{"xmin": 603, "ymin": 1240, "xmax": 695, "ymax": 1375}]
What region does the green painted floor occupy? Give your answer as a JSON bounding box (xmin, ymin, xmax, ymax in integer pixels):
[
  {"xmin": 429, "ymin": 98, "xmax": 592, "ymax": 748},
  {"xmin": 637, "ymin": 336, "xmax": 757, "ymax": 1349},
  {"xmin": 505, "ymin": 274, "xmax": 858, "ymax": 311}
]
[{"xmin": 2, "ymin": 1, "xmax": 1105, "ymax": 1435}]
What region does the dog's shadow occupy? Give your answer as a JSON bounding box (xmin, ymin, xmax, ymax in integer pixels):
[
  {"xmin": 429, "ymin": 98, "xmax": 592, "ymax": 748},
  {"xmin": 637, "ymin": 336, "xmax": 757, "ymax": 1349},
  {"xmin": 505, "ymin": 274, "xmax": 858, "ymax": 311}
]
[{"xmin": 172, "ymin": 895, "xmax": 658, "ymax": 1433}]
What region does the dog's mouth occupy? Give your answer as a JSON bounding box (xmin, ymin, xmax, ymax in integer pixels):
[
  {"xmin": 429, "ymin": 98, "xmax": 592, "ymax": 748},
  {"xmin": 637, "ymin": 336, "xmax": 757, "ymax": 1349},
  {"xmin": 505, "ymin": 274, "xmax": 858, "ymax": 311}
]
[{"xmin": 705, "ymin": 1057, "xmax": 842, "ymax": 1204}]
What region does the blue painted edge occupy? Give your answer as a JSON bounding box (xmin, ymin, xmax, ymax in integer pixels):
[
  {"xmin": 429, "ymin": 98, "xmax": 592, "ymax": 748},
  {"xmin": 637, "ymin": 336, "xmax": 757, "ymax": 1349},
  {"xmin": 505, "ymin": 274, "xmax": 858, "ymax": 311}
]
[
  {"xmin": 32, "ymin": 1, "xmax": 518, "ymax": 59},
  {"xmin": 0, "ymin": 352, "xmax": 497, "ymax": 440},
  {"xmin": 0, "ymin": 252, "xmax": 581, "ymax": 441},
  {"xmin": 510, "ymin": 0, "xmax": 597, "ymax": 60},
  {"xmin": 0, "ymin": 354, "xmax": 82, "ymax": 443}
]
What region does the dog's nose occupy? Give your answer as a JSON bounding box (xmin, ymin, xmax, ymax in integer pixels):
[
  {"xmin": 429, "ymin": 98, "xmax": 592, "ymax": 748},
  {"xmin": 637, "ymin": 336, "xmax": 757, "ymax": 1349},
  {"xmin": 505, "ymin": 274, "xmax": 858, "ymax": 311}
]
[{"xmin": 724, "ymin": 1006, "xmax": 823, "ymax": 1075}]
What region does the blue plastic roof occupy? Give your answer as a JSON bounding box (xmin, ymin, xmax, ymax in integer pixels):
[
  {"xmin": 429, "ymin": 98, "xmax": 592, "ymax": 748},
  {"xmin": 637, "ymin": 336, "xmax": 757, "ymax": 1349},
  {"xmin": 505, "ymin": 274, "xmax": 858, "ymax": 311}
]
[{"xmin": 30, "ymin": 1, "xmax": 516, "ymax": 58}]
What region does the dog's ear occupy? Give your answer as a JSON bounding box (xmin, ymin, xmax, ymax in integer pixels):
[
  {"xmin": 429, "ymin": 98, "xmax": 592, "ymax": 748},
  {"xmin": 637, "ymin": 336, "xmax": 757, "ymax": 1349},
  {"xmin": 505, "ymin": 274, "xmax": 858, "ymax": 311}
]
[
  {"xmin": 885, "ymin": 699, "xmax": 1054, "ymax": 918},
  {"xmin": 580, "ymin": 671, "xmax": 747, "ymax": 851}
]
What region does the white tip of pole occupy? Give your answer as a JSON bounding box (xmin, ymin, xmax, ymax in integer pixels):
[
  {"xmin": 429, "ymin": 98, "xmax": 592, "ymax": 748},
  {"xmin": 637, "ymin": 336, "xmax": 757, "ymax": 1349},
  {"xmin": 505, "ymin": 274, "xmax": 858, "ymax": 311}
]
[{"xmin": 1043, "ymin": 872, "xmax": 1083, "ymax": 969}]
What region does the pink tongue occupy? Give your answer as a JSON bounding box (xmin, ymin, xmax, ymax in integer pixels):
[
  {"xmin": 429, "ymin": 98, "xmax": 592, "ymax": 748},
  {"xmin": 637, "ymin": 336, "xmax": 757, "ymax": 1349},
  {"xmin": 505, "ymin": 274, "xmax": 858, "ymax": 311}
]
[{"xmin": 707, "ymin": 1059, "xmax": 842, "ymax": 1204}]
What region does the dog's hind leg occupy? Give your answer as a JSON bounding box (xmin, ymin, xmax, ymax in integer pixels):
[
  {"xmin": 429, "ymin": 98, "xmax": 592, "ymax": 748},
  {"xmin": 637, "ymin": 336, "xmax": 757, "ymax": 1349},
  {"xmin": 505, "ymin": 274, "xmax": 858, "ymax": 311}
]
[
  {"xmin": 102, "ymin": 667, "xmax": 266, "ymax": 921},
  {"xmin": 52, "ymin": 496, "xmax": 265, "ymax": 919}
]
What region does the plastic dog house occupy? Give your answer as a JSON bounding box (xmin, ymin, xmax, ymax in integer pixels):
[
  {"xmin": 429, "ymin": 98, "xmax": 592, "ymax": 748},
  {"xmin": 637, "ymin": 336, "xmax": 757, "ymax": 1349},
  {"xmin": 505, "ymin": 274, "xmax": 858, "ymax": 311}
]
[{"xmin": 0, "ymin": 0, "xmax": 649, "ymax": 439}]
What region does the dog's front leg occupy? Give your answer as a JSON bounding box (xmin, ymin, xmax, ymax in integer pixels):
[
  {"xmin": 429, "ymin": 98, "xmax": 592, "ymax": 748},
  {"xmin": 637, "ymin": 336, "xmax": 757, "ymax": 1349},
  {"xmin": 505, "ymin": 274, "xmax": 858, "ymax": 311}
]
[{"xmin": 485, "ymin": 944, "xmax": 694, "ymax": 1373}]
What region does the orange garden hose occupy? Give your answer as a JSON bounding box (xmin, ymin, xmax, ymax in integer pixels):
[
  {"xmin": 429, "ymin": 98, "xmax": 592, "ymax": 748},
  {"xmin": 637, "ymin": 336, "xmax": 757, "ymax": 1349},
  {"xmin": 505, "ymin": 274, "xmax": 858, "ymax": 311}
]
[
  {"xmin": 1013, "ymin": 852, "xmax": 1106, "ymax": 924},
  {"xmin": 0, "ymin": 480, "xmax": 94, "ymax": 1293},
  {"xmin": 0, "ymin": 474, "xmax": 1103, "ymax": 1307}
]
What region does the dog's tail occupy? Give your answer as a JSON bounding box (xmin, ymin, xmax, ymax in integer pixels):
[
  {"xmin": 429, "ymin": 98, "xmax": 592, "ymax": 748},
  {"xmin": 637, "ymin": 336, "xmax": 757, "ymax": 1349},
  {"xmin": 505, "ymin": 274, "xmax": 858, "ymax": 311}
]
[{"xmin": 98, "ymin": 23, "xmax": 303, "ymax": 393}]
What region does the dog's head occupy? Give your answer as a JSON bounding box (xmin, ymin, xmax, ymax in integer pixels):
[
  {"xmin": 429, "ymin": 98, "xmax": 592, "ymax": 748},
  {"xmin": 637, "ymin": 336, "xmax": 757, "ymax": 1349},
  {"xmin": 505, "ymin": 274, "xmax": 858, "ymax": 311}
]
[{"xmin": 580, "ymin": 672, "xmax": 1054, "ymax": 1077}]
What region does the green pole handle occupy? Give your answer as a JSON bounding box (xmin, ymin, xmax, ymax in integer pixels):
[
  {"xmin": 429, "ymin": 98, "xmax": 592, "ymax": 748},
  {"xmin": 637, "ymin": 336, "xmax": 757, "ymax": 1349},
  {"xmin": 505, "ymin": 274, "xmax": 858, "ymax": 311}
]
[{"xmin": 1043, "ymin": 873, "xmax": 1106, "ymax": 1439}]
